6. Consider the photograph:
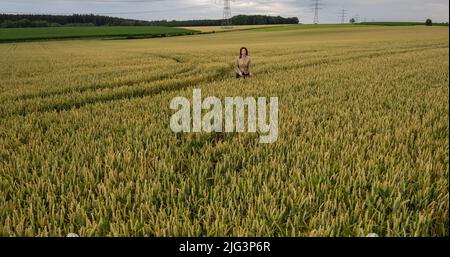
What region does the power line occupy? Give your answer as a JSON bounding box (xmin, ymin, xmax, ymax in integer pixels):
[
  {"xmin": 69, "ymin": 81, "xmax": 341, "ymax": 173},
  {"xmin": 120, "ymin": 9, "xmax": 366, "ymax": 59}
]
[
  {"xmin": 311, "ymin": 0, "xmax": 324, "ymax": 24},
  {"xmin": 338, "ymin": 8, "xmax": 348, "ymax": 24},
  {"xmin": 222, "ymin": 0, "xmax": 232, "ymax": 26},
  {"xmin": 217, "ymin": 0, "xmax": 236, "ymax": 27}
]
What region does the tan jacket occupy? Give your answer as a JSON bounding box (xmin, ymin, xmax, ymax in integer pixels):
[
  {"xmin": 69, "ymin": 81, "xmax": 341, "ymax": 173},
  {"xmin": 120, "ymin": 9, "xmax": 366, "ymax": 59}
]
[{"xmin": 235, "ymin": 56, "xmax": 252, "ymax": 74}]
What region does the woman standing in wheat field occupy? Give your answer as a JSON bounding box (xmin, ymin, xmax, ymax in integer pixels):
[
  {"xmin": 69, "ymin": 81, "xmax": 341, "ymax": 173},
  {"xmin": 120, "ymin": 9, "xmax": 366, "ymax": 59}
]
[{"xmin": 235, "ymin": 46, "xmax": 253, "ymax": 79}]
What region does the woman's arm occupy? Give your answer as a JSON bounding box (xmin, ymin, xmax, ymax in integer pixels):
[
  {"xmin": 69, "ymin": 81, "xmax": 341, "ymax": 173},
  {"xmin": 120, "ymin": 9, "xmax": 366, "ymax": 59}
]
[
  {"xmin": 235, "ymin": 57, "xmax": 242, "ymax": 75},
  {"xmin": 248, "ymin": 57, "xmax": 253, "ymax": 76}
]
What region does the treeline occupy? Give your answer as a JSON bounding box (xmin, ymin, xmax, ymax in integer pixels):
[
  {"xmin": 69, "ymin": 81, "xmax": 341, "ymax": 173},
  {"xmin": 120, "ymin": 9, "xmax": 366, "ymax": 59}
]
[
  {"xmin": 0, "ymin": 14, "xmax": 153, "ymax": 28},
  {"xmin": 150, "ymin": 15, "xmax": 299, "ymax": 26},
  {"xmin": 0, "ymin": 14, "xmax": 299, "ymax": 28}
]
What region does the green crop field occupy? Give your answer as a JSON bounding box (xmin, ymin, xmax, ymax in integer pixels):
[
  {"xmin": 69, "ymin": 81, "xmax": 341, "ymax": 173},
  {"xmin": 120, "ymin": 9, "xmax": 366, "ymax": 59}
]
[
  {"xmin": 0, "ymin": 25, "xmax": 448, "ymax": 236},
  {"xmin": 360, "ymin": 22, "xmax": 449, "ymax": 26},
  {"xmin": 0, "ymin": 26, "xmax": 197, "ymax": 42}
]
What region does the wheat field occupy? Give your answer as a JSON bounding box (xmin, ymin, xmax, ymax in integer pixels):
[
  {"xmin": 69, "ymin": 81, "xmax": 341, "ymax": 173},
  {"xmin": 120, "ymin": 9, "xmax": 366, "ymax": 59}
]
[{"xmin": 0, "ymin": 25, "xmax": 448, "ymax": 236}]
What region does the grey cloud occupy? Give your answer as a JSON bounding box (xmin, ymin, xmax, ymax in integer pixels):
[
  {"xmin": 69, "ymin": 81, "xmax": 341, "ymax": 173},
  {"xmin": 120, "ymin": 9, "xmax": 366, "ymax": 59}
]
[{"xmin": 0, "ymin": 0, "xmax": 448, "ymax": 23}]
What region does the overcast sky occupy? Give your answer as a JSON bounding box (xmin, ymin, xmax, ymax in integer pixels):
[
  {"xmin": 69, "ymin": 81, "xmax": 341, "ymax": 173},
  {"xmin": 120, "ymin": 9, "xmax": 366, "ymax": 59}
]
[{"xmin": 1, "ymin": 0, "xmax": 448, "ymax": 24}]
